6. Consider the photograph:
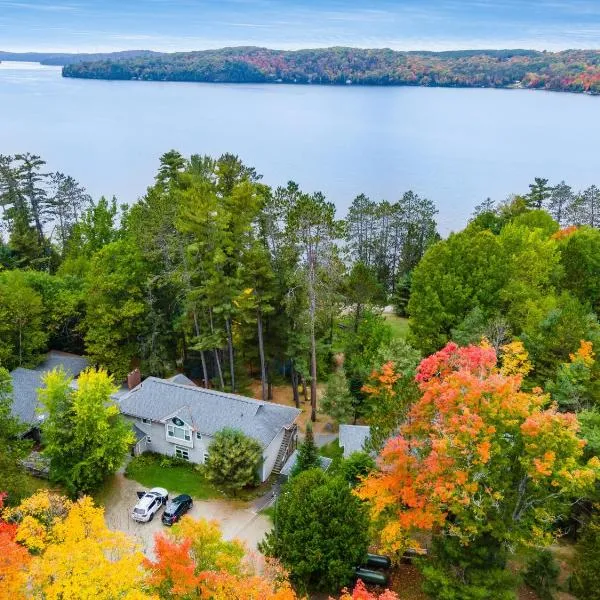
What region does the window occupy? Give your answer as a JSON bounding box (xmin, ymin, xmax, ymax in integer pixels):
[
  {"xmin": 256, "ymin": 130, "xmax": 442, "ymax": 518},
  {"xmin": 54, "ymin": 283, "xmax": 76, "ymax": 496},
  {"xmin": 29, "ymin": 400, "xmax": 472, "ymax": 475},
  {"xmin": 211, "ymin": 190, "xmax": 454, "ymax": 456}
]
[
  {"xmin": 141, "ymin": 418, "xmax": 151, "ymax": 424},
  {"xmin": 196, "ymin": 432, "xmax": 202, "ymax": 440},
  {"xmin": 175, "ymin": 446, "xmax": 190, "ymax": 461},
  {"xmin": 167, "ymin": 425, "xmax": 191, "ymax": 441},
  {"xmin": 146, "ymin": 436, "xmax": 151, "ymax": 444},
  {"xmin": 203, "ymin": 452, "xmax": 209, "ymax": 463}
]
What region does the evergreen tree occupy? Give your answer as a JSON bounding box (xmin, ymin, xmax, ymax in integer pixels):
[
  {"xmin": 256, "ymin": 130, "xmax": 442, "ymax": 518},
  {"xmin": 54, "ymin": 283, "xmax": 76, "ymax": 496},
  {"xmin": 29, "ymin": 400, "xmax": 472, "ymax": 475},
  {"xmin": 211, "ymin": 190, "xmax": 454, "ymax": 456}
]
[
  {"xmin": 526, "ymin": 177, "xmax": 552, "ymax": 210},
  {"xmin": 321, "ymin": 369, "xmax": 355, "ymax": 425},
  {"xmin": 291, "ymin": 422, "xmax": 320, "ymax": 476}
]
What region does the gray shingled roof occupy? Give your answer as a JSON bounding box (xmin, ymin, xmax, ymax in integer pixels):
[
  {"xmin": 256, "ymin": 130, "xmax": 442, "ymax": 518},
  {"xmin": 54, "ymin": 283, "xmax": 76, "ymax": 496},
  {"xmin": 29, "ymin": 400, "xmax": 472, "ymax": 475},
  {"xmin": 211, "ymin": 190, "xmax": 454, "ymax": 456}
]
[
  {"xmin": 339, "ymin": 424, "xmax": 371, "ymax": 458},
  {"xmin": 167, "ymin": 373, "xmax": 197, "ymax": 387},
  {"xmin": 34, "ymin": 351, "xmax": 88, "ymax": 377},
  {"xmin": 118, "ymin": 377, "xmax": 300, "ymax": 448},
  {"xmin": 132, "ymin": 424, "xmax": 147, "ymax": 443},
  {"xmin": 10, "ymin": 351, "xmax": 88, "ymax": 427},
  {"xmin": 279, "ymin": 449, "xmax": 333, "ymax": 478}
]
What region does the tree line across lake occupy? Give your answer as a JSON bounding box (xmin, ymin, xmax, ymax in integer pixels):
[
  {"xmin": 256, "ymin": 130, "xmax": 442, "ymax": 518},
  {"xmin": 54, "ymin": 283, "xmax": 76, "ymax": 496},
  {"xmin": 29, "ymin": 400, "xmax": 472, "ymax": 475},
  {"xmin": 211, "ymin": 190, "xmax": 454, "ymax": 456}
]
[
  {"xmin": 62, "ymin": 46, "xmax": 600, "ymax": 94},
  {"xmin": 2, "ymin": 151, "xmax": 600, "ymax": 598}
]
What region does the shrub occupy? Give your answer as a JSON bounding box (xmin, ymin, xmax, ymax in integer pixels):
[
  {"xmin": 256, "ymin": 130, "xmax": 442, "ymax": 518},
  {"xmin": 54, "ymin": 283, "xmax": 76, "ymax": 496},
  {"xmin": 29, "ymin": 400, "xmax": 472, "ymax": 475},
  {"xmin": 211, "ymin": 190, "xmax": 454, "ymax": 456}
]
[
  {"xmin": 205, "ymin": 428, "xmax": 262, "ymax": 495},
  {"xmin": 570, "ymin": 513, "xmax": 600, "ymax": 600},
  {"xmin": 524, "ymin": 550, "xmax": 559, "ymax": 600}
]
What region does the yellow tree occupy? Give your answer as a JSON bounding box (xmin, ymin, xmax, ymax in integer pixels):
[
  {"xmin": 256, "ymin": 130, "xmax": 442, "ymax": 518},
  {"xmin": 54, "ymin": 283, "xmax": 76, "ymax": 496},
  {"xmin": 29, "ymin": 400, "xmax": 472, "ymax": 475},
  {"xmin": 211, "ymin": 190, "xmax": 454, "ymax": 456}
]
[{"xmin": 26, "ymin": 496, "xmax": 152, "ymax": 600}]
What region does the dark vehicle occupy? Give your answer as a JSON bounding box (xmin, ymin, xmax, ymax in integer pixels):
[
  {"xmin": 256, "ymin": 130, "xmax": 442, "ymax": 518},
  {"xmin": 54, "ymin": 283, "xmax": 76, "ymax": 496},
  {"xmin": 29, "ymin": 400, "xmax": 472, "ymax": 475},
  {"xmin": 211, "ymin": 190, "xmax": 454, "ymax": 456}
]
[
  {"xmin": 354, "ymin": 567, "xmax": 389, "ymax": 586},
  {"xmin": 161, "ymin": 494, "xmax": 193, "ymax": 526},
  {"xmin": 365, "ymin": 553, "xmax": 392, "ymax": 570}
]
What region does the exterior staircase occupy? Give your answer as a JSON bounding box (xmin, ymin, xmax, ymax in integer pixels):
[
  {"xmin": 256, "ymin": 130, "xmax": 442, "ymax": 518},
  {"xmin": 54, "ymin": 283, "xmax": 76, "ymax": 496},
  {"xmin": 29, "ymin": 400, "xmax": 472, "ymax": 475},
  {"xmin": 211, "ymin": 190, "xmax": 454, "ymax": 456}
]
[{"xmin": 272, "ymin": 424, "xmax": 297, "ymax": 475}]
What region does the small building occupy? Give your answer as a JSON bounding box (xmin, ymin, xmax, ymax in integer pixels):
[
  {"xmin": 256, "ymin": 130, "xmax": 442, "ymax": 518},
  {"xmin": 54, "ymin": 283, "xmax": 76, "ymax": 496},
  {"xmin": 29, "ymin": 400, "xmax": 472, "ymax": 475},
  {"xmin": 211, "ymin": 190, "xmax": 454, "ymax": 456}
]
[
  {"xmin": 278, "ymin": 448, "xmax": 333, "ymax": 480},
  {"xmin": 339, "ymin": 424, "xmax": 371, "ymax": 458},
  {"xmin": 9, "ymin": 351, "xmax": 89, "ymax": 440},
  {"xmin": 118, "ymin": 375, "xmax": 301, "ymax": 482}
]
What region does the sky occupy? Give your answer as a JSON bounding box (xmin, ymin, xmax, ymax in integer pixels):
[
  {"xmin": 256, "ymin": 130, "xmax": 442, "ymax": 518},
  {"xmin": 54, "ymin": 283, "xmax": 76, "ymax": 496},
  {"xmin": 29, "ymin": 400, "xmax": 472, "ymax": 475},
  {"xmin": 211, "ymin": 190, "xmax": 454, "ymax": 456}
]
[{"xmin": 2, "ymin": 0, "xmax": 600, "ymax": 53}]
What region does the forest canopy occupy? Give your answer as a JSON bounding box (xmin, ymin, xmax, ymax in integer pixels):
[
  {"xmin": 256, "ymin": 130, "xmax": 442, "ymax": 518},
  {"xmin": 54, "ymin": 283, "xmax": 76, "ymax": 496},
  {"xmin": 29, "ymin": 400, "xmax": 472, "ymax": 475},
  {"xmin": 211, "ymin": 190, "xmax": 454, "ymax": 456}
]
[{"xmin": 63, "ymin": 46, "xmax": 600, "ymax": 94}]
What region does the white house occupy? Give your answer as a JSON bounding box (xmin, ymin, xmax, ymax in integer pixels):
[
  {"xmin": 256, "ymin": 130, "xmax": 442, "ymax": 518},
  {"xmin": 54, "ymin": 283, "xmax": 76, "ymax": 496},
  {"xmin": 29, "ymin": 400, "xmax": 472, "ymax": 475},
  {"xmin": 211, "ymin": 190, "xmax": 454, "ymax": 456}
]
[{"xmin": 118, "ymin": 375, "xmax": 301, "ymax": 482}]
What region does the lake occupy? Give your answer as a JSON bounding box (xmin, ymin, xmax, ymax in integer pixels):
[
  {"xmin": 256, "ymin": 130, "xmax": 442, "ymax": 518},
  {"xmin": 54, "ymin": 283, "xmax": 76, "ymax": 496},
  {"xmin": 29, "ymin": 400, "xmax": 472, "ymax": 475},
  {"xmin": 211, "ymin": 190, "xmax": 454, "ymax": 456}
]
[{"xmin": 2, "ymin": 60, "xmax": 600, "ymax": 233}]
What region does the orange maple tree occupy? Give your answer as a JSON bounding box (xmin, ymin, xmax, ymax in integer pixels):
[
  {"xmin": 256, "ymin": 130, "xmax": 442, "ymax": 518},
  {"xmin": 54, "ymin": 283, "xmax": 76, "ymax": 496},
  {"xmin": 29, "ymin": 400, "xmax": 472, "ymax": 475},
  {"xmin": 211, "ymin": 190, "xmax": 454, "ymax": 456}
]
[
  {"xmin": 145, "ymin": 516, "xmax": 297, "ymax": 599},
  {"xmin": 0, "ymin": 493, "xmax": 30, "ymax": 599},
  {"xmin": 357, "ymin": 342, "xmax": 600, "ymax": 553},
  {"xmin": 337, "ymin": 580, "xmax": 399, "ymax": 600}
]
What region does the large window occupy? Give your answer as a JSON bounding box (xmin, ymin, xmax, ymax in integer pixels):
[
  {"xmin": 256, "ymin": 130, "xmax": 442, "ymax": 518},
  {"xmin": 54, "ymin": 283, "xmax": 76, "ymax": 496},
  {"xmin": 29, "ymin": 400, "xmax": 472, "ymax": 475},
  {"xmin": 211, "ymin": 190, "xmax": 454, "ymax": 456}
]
[
  {"xmin": 175, "ymin": 446, "xmax": 190, "ymax": 461},
  {"xmin": 167, "ymin": 424, "xmax": 191, "ymax": 441}
]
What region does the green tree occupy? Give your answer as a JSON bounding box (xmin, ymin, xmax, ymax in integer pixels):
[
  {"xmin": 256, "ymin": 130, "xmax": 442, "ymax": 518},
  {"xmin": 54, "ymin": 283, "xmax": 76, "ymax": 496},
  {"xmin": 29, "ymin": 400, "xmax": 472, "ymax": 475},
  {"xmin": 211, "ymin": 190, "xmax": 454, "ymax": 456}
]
[
  {"xmin": 260, "ymin": 469, "xmax": 369, "ymax": 592},
  {"xmin": 291, "ymin": 422, "xmax": 319, "ymax": 476},
  {"xmin": 0, "ymin": 270, "xmax": 48, "ymax": 370},
  {"xmin": 321, "ymin": 368, "xmax": 355, "ymax": 425},
  {"xmin": 285, "ymin": 189, "xmax": 343, "ymax": 421},
  {"xmin": 339, "ymin": 451, "xmax": 375, "ymax": 487},
  {"xmin": 205, "ymin": 428, "xmax": 263, "ymax": 495},
  {"xmin": 408, "ymin": 227, "xmax": 505, "ymax": 354},
  {"xmin": 344, "ymin": 261, "xmax": 385, "ymax": 332},
  {"xmin": 39, "ymin": 367, "xmax": 134, "ymax": 494},
  {"xmin": 570, "ymin": 513, "xmax": 600, "ymax": 600},
  {"xmin": 558, "ymin": 226, "xmax": 600, "ymax": 312},
  {"xmin": 0, "ymin": 367, "xmax": 31, "ymax": 505},
  {"xmin": 82, "ymin": 239, "xmax": 149, "ymax": 379},
  {"xmin": 526, "ymin": 177, "xmax": 552, "ymax": 210},
  {"xmin": 548, "ymin": 181, "xmax": 574, "ymax": 226}
]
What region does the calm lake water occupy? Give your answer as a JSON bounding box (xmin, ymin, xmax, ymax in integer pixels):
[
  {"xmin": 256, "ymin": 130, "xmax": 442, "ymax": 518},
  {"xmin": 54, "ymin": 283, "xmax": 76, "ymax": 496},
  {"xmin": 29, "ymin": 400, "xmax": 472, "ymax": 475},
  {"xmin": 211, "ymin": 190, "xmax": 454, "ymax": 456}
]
[{"xmin": 2, "ymin": 60, "xmax": 600, "ymax": 233}]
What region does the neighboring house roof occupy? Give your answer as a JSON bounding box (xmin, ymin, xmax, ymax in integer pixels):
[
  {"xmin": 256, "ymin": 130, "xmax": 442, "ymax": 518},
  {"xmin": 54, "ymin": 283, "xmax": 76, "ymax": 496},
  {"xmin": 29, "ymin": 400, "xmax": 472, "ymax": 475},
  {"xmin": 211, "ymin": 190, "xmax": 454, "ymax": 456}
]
[
  {"xmin": 339, "ymin": 424, "xmax": 371, "ymax": 458},
  {"xmin": 10, "ymin": 351, "xmax": 88, "ymax": 428},
  {"xmin": 167, "ymin": 373, "xmax": 197, "ymax": 387},
  {"xmin": 279, "ymin": 449, "xmax": 333, "ymax": 478},
  {"xmin": 118, "ymin": 377, "xmax": 300, "ymax": 449},
  {"xmin": 34, "ymin": 351, "xmax": 88, "ymax": 377}
]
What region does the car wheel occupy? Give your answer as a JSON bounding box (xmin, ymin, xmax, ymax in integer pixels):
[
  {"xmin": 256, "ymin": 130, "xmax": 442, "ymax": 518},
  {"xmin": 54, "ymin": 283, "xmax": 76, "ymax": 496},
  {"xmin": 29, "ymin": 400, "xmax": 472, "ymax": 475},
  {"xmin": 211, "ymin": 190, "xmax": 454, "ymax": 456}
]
[{"xmin": 149, "ymin": 512, "xmax": 154, "ymax": 522}]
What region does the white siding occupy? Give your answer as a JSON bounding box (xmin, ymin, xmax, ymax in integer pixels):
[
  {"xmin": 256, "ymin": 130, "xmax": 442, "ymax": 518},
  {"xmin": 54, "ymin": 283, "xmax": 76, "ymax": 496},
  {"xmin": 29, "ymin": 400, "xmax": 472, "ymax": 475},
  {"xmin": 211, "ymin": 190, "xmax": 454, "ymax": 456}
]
[{"xmin": 126, "ymin": 417, "xmax": 212, "ymax": 465}]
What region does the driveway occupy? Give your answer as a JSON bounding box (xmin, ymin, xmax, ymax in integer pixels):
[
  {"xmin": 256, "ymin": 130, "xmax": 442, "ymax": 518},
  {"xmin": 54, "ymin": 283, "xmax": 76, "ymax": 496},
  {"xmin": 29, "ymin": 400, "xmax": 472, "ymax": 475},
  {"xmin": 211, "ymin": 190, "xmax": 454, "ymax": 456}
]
[{"xmin": 100, "ymin": 473, "xmax": 273, "ymax": 557}]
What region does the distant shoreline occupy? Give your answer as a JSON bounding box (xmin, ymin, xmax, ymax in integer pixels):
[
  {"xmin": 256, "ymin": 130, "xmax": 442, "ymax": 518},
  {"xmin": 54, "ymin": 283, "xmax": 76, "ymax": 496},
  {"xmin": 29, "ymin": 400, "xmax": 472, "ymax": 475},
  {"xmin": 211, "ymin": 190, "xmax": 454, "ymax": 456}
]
[{"xmin": 3, "ymin": 46, "xmax": 600, "ymax": 95}]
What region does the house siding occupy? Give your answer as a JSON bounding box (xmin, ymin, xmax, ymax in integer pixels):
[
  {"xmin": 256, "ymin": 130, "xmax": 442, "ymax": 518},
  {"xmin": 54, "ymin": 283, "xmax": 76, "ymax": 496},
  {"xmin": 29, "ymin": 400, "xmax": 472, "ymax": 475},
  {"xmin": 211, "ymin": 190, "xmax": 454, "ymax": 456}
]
[
  {"xmin": 125, "ymin": 417, "xmax": 212, "ymax": 464},
  {"xmin": 126, "ymin": 416, "xmax": 285, "ymax": 482}
]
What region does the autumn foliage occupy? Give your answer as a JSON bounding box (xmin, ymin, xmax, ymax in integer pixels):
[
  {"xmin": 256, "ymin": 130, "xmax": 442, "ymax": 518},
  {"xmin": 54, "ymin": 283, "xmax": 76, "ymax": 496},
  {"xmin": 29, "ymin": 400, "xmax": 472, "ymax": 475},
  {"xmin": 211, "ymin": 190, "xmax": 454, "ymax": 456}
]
[
  {"xmin": 357, "ymin": 342, "xmax": 600, "ymax": 553},
  {"xmin": 145, "ymin": 516, "xmax": 297, "ymax": 599},
  {"xmin": 338, "ymin": 580, "xmax": 399, "ymax": 600},
  {"xmin": 0, "ymin": 493, "xmax": 30, "ymax": 599}
]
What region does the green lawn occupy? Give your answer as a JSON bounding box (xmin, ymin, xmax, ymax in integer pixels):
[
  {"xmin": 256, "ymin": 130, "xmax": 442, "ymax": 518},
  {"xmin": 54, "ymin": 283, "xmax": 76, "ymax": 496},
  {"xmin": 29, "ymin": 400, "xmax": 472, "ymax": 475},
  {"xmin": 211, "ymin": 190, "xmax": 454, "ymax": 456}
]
[
  {"xmin": 124, "ymin": 453, "xmax": 222, "ymax": 500},
  {"xmin": 319, "ymin": 439, "xmax": 344, "ymax": 462},
  {"xmin": 384, "ymin": 313, "xmax": 410, "ymax": 339}
]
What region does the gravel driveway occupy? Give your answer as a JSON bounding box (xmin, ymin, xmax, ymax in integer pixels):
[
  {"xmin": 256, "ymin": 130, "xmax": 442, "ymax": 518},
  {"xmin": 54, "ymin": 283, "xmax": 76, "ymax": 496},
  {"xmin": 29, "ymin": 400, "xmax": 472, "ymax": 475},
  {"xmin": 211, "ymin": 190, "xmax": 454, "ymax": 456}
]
[{"xmin": 101, "ymin": 473, "xmax": 273, "ymax": 557}]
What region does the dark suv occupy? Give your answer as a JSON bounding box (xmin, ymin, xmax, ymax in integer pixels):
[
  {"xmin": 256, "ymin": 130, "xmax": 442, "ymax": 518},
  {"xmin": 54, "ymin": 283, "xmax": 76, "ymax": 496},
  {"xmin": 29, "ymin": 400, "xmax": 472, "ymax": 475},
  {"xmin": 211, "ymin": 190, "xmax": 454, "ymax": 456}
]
[{"xmin": 161, "ymin": 494, "xmax": 193, "ymax": 526}]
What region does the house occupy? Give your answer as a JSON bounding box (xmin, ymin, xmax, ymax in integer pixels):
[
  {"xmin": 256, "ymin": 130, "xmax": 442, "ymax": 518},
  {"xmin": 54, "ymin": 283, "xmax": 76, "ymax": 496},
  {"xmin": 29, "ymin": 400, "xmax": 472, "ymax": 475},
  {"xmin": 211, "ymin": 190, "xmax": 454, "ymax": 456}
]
[
  {"xmin": 339, "ymin": 424, "xmax": 371, "ymax": 458},
  {"xmin": 9, "ymin": 351, "xmax": 89, "ymax": 439},
  {"xmin": 118, "ymin": 375, "xmax": 301, "ymax": 482}
]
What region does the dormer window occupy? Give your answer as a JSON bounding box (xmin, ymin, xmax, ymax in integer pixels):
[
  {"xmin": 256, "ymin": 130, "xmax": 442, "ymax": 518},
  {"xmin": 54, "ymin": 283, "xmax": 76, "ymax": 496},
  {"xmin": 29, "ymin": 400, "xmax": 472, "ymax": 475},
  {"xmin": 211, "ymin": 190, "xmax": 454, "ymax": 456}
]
[{"xmin": 167, "ymin": 421, "xmax": 191, "ymax": 441}]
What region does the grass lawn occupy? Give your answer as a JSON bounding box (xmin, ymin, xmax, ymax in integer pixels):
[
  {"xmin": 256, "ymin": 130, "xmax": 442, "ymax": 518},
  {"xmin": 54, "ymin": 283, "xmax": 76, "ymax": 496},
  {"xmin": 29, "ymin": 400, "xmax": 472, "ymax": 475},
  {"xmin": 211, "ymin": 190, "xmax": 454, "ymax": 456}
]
[
  {"xmin": 124, "ymin": 453, "xmax": 222, "ymax": 500},
  {"xmin": 319, "ymin": 439, "xmax": 344, "ymax": 462},
  {"xmin": 384, "ymin": 313, "xmax": 410, "ymax": 339}
]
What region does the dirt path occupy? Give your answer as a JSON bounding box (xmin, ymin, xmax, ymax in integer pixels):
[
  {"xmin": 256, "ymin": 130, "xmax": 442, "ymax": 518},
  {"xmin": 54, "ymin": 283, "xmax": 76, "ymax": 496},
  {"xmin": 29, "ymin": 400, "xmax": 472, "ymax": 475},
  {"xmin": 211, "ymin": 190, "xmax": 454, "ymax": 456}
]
[{"xmin": 100, "ymin": 473, "xmax": 272, "ymax": 557}]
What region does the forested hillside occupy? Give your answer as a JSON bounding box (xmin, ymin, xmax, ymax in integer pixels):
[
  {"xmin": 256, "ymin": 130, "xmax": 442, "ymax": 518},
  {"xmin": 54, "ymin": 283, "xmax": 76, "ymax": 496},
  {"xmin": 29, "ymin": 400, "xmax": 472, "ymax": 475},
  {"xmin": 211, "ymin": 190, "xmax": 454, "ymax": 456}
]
[
  {"xmin": 2, "ymin": 152, "xmax": 600, "ymax": 598},
  {"xmin": 0, "ymin": 50, "xmax": 158, "ymax": 66},
  {"xmin": 63, "ymin": 46, "xmax": 600, "ymax": 93}
]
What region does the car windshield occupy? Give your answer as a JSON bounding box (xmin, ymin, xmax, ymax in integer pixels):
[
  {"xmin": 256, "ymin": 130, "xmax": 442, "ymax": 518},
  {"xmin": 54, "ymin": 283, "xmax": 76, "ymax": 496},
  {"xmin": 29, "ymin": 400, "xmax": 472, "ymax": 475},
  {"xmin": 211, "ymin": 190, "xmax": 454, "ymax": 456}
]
[{"xmin": 133, "ymin": 508, "xmax": 145, "ymax": 515}]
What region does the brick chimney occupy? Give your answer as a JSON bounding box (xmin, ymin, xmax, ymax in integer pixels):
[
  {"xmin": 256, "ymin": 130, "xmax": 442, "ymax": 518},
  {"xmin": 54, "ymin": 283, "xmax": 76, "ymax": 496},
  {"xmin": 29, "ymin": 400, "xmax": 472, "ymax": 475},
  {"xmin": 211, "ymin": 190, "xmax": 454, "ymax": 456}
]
[{"xmin": 127, "ymin": 368, "xmax": 141, "ymax": 390}]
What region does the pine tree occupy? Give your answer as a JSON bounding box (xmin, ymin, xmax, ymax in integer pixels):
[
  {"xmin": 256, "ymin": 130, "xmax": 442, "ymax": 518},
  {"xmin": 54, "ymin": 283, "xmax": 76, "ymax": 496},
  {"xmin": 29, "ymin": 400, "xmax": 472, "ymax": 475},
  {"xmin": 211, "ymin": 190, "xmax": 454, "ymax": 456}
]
[{"xmin": 291, "ymin": 422, "xmax": 320, "ymax": 476}]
